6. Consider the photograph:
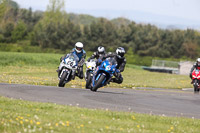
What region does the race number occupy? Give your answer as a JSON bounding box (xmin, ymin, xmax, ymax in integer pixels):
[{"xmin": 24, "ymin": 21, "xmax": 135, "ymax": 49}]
[{"xmin": 67, "ymin": 61, "xmax": 74, "ymax": 67}]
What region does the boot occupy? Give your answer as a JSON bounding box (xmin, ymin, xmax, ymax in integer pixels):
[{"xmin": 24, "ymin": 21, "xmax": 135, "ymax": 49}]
[
  {"xmin": 107, "ymin": 78, "xmax": 114, "ymax": 84},
  {"xmin": 71, "ymin": 70, "xmax": 76, "ymax": 80},
  {"xmin": 56, "ymin": 66, "xmax": 60, "ymax": 72},
  {"xmin": 71, "ymin": 74, "xmax": 75, "ymax": 80}
]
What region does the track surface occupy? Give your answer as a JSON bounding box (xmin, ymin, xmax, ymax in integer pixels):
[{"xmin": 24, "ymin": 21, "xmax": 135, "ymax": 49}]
[{"xmin": 0, "ymin": 83, "xmax": 200, "ymax": 119}]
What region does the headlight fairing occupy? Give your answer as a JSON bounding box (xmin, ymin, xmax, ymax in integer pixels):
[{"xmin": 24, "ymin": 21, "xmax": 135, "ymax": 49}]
[{"xmin": 105, "ymin": 65, "xmax": 111, "ymax": 71}]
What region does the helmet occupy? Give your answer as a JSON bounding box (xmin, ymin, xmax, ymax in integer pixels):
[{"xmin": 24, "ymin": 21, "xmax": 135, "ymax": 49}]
[
  {"xmin": 116, "ymin": 47, "xmax": 125, "ymax": 59},
  {"xmin": 197, "ymin": 58, "xmax": 200, "ymax": 66},
  {"xmin": 97, "ymin": 46, "xmax": 105, "ymax": 54},
  {"xmin": 75, "ymin": 42, "xmax": 83, "ymax": 53}
]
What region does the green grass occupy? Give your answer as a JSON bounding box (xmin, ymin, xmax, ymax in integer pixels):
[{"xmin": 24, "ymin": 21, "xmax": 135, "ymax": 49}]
[
  {"xmin": 121, "ymin": 67, "xmax": 192, "ymax": 89},
  {"xmin": 0, "ymin": 41, "xmax": 65, "ymax": 54},
  {"xmin": 0, "ymin": 52, "xmax": 193, "ymax": 89},
  {"xmin": 0, "ymin": 51, "xmax": 61, "ymax": 67},
  {"xmin": 0, "ymin": 96, "xmax": 200, "ymax": 133}
]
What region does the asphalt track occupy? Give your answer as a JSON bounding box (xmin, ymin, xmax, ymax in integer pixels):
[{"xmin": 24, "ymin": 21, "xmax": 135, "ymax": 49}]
[{"xmin": 0, "ymin": 83, "xmax": 200, "ymax": 119}]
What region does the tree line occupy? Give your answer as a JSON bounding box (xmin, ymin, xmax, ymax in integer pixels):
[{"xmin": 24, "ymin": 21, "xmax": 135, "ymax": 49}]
[{"xmin": 0, "ymin": 0, "xmax": 200, "ymax": 59}]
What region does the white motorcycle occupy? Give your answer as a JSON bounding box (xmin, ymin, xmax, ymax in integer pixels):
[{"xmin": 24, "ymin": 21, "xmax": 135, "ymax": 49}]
[
  {"xmin": 85, "ymin": 59, "xmax": 96, "ymax": 89},
  {"xmin": 58, "ymin": 53, "xmax": 79, "ymax": 87}
]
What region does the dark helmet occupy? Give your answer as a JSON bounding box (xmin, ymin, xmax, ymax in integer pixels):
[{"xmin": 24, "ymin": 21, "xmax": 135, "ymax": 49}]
[
  {"xmin": 116, "ymin": 47, "xmax": 125, "ymax": 59},
  {"xmin": 97, "ymin": 46, "xmax": 105, "ymax": 54}
]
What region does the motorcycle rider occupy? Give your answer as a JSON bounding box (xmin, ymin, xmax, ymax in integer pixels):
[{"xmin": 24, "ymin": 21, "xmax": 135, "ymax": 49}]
[
  {"xmin": 85, "ymin": 46, "xmax": 106, "ymax": 89},
  {"xmin": 189, "ymin": 58, "xmax": 200, "ymax": 82},
  {"xmin": 102, "ymin": 47, "xmax": 126, "ymax": 84},
  {"xmin": 85, "ymin": 46, "xmax": 106, "ymax": 79},
  {"xmin": 57, "ymin": 42, "xmax": 86, "ymax": 79},
  {"xmin": 87, "ymin": 46, "xmax": 106, "ymax": 62}
]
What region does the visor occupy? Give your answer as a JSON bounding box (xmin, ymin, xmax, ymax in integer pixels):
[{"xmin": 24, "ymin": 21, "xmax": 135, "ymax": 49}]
[
  {"xmin": 98, "ymin": 51, "xmax": 104, "ymax": 54},
  {"xmin": 119, "ymin": 53, "xmax": 124, "ymax": 57},
  {"xmin": 76, "ymin": 47, "xmax": 83, "ymax": 51}
]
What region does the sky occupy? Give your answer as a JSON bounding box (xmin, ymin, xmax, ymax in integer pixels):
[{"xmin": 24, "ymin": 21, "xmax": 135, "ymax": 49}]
[{"xmin": 13, "ymin": 0, "xmax": 200, "ymax": 29}]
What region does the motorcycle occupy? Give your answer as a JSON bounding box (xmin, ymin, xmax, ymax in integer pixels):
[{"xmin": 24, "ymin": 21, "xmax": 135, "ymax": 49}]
[
  {"xmin": 192, "ymin": 69, "xmax": 200, "ymax": 93},
  {"xmin": 58, "ymin": 53, "xmax": 79, "ymax": 87},
  {"xmin": 85, "ymin": 59, "xmax": 96, "ymax": 89},
  {"xmin": 91, "ymin": 57, "xmax": 117, "ymax": 92}
]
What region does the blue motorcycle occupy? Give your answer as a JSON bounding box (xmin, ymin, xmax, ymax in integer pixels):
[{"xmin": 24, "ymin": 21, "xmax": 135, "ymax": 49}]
[{"xmin": 91, "ymin": 57, "xmax": 118, "ymax": 92}]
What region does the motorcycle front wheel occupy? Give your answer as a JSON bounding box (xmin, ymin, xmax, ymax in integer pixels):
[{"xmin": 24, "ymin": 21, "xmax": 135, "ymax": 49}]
[
  {"xmin": 91, "ymin": 74, "xmax": 106, "ymax": 92},
  {"xmin": 193, "ymin": 79, "xmax": 199, "ymax": 93},
  {"xmin": 58, "ymin": 71, "xmax": 68, "ymax": 87},
  {"xmin": 86, "ymin": 72, "xmax": 92, "ymax": 89}
]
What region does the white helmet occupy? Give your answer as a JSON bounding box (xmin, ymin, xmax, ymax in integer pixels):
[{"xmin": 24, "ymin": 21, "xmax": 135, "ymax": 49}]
[
  {"xmin": 75, "ymin": 42, "xmax": 83, "ymax": 53},
  {"xmin": 197, "ymin": 58, "xmax": 200, "ymax": 65},
  {"xmin": 97, "ymin": 46, "xmax": 105, "ymax": 54},
  {"xmin": 116, "ymin": 47, "xmax": 125, "ymax": 59}
]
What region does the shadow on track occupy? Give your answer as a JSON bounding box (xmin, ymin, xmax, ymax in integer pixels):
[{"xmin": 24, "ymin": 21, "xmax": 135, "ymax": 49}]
[{"xmin": 96, "ymin": 90, "xmax": 124, "ymax": 95}]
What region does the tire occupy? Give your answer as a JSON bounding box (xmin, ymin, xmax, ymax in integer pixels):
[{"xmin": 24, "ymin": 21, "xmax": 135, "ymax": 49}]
[
  {"xmin": 91, "ymin": 74, "xmax": 106, "ymax": 92},
  {"xmin": 85, "ymin": 73, "xmax": 92, "ymax": 89},
  {"xmin": 58, "ymin": 71, "xmax": 68, "ymax": 87},
  {"xmin": 193, "ymin": 79, "xmax": 199, "ymax": 93}
]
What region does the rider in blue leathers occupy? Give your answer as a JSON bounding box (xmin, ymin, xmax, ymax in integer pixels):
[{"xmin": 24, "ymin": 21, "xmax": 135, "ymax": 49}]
[{"xmin": 57, "ymin": 42, "xmax": 86, "ymax": 79}]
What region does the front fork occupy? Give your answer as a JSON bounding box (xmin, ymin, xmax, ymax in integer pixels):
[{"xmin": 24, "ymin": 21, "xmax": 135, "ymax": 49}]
[
  {"xmin": 85, "ymin": 69, "xmax": 92, "ymax": 80},
  {"xmin": 59, "ymin": 69, "xmax": 71, "ymax": 80},
  {"xmin": 193, "ymin": 79, "xmax": 199, "ymax": 87}
]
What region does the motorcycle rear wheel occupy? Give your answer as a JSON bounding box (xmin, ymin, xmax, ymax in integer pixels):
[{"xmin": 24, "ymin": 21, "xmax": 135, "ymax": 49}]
[
  {"xmin": 58, "ymin": 71, "xmax": 68, "ymax": 87},
  {"xmin": 91, "ymin": 74, "xmax": 106, "ymax": 92}
]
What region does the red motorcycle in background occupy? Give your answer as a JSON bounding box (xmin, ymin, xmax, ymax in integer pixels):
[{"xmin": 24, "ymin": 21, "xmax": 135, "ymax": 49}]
[{"xmin": 192, "ymin": 69, "xmax": 200, "ymax": 93}]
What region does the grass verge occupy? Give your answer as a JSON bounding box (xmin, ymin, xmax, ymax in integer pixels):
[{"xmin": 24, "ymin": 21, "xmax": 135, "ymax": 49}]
[{"xmin": 0, "ymin": 96, "xmax": 200, "ymax": 133}]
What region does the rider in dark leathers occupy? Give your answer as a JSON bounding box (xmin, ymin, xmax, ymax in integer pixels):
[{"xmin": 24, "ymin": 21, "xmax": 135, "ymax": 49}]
[
  {"xmin": 87, "ymin": 46, "xmax": 106, "ymax": 62},
  {"xmin": 101, "ymin": 47, "xmax": 126, "ymax": 84},
  {"xmin": 85, "ymin": 46, "xmax": 106, "ymax": 87}
]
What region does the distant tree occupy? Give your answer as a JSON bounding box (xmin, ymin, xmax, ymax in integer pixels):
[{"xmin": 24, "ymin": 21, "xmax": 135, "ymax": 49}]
[
  {"xmin": 1, "ymin": 22, "xmax": 14, "ymax": 42},
  {"xmin": 31, "ymin": 0, "xmax": 66, "ymax": 47},
  {"xmin": 7, "ymin": 0, "xmax": 19, "ymax": 9},
  {"xmin": 0, "ymin": 0, "xmax": 7, "ymax": 23},
  {"xmin": 87, "ymin": 18, "xmax": 120, "ymax": 51},
  {"xmin": 57, "ymin": 20, "xmax": 82, "ymax": 50},
  {"xmin": 11, "ymin": 20, "xmax": 27, "ymax": 41},
  {"xmin": 1, "ymin": 0, "xmax": 19, "ymax": 23},
  {"xmin": 44, "ymin": 0, "xmax": 66, "ymax": 24},
  {"xmin": 68, "ymin": 13, "xmax": 98, "ymax": 26},
  {"xmin": 111, "ymin": 17, "xmax": 131, "ymax": 28},
  {"xmin": 183, "ymin": 42, "xmax": 197, "ymax": 59},
  {"xmin": 31, "ymin": 0, "xmax": 82, "ymax": 51}
]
